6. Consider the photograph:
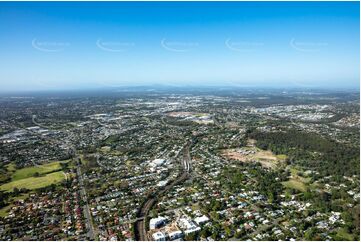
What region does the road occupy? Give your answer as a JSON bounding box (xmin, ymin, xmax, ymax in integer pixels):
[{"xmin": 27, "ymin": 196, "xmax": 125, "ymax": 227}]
[
  {"xmin": 134, "ymin": 142, "xmax": 192, "ymax": 241},
  {"xmin": 247, "ymin": 217, "xmax": 283, "ymax": 239},
  {"xmin": 108, "ymin": 205, "xmax": 193, "ymax": 228},
  {"xmin": 29, "ymin": 114, "xmax": 194, "ymax": 240},
  {"xmin": 31, "ymin": 116, "xmax": 96, "ymax": 240},
  {"xmin": 77, "ymin": 161, "xmax": 97, "ymax": 240}
]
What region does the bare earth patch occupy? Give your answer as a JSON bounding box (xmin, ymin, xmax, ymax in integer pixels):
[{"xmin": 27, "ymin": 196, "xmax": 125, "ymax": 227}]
[
  {"xmin": 221, "ymin": 140, "xmax": 286, "ymax": 169},
  {"xmin": 167, "ymin": 112, "xmax": 214, "ymax": 124}
]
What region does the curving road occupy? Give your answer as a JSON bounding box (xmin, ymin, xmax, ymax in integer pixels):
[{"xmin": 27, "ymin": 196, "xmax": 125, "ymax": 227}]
[{"xmin": 134, "ymin": 142, "xmax": 192, "ymax": 241}]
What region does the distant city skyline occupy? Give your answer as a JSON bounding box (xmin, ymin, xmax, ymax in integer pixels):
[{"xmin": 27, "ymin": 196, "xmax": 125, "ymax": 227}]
[{"xmin": 0, "ymin": 1, "xmax": 359, "ymax": 92}]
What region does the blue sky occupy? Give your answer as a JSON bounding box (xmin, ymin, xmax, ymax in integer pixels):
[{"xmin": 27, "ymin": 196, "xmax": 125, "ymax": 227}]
[{"xmin": 0, "ymin": 1, "xmax": 359, "ymax": 91}]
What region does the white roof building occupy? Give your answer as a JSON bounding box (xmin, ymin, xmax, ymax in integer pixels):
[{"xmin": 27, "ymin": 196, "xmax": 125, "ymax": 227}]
[
  {"xmin": 157, "ymin": 180, "xmax": 168, "ymax": 187},
  {"xmin": 185, "ymin": 227, "xmax": 201, "ymax": 235},
  {"xmin": 150, "ymin": 159, "xmax": 165, "ymax": 167},
  {"xmin": 149, "ymin": 216, "xmax": 167, "ymax": 230},
  {"xmin": 194, "ymin": 215, "xmax": 209, "ymax": 225},
  {"xmin": 152, "ymin": 231, "xmax": 166, "ymax": 241},
  {"xmin": 168, "ymin": 230, "xmax": 183, "ymax": 240},
  {"xmin": 178, "ymin": 217, "xmax": 200, "ymax": 235}
]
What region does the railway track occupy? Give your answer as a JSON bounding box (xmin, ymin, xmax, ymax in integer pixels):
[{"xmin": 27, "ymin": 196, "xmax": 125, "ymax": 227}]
[{"xmin": 134, "ymin": 143, "xmax": 192, "ymax": 241}]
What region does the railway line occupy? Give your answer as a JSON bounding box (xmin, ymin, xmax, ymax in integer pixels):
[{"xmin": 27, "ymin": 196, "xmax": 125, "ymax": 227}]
[{"xmin": 134, "ymin": 142, "xmax": 192, "ymax": 241}]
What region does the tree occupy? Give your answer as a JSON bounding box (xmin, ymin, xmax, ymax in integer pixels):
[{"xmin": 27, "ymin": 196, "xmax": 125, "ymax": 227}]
[
  {"xmin": 13, "ymin": 187, "xmax": 20, "ymax": 196},
  {"xmin": 211, "ymin": 231, "xmax": 218, "ymax": 240},
  {"xmin": 200, "ymin": 228, "xmax": 210, "ymax": 239},
  {"xmin": 60, "ymin": 162, "xmax": 68, "ymax": 170},
  {"xmin": 225, "ymin": 227, "xmax": 232, "ymax": 238},
  {"xmin": 0, "ymin": 191, "xmax": 9, "ymax": 208},
  {"xmin": 304, "ymin": 228, "xmax": 315, "ymax": 241},
  {"xmin": 185, "ymin": 232, "xmax": 196, "ymax": 241}
]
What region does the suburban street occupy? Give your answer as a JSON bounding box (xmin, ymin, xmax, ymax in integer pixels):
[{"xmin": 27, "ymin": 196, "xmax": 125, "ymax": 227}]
[
  {"xmin": 134, "ymin": 142, "xmax": 192, "ymax": 241},
  {"xmin": 77, "ymin": 162, "xmax": 96, "ymax": 240}
]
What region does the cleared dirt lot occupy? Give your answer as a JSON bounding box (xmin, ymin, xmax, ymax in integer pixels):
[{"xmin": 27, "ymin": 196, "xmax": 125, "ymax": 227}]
[{"xmin": 221, "ymin": 140, "xmax": 286, "ymax": 169}]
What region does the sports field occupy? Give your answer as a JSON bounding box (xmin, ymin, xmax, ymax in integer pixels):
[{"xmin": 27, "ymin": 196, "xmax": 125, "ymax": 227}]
[
  {"xmin": 11, "ymin": 160, "xmax": 68, "ymax": 181},
  {"xmin": 0, "ymin": 171, "xmax": 66, "ymax": 192}
]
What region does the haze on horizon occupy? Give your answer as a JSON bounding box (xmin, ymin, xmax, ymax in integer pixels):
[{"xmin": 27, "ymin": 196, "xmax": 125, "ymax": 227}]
[{"xmin": 0, "ymin": 1, "xmax": 359, "ymax": 92}]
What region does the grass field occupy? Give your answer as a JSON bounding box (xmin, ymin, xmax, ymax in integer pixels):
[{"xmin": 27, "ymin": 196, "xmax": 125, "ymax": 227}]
[
  {"xmin": 104, "ymin": 135, "xmax": 119, "ymax": 145},
  {"xmin": 0, "ymin": 170, "xmax": 10, "ymax": 183},
  {"xmin": 0, "ymin": 171, "xmax": 66, "ymax": 192},
  {"xmin": 0, "ymin": 163, "xmax": 16, "ymax": 183},
  {"xmin": 5, "ymin": 163, "xmax": 16, "ymax": 172},
  {"xmin": 100, "ymin": 146, "xmax": 111, "ymax": 152},
  {"xmin": 282, "ymin": 166, "xmax": 312, "ymax": 192},
  {"xmin": 0, "ymin": 194, "xmax": 29, "ymax": 217},
  {"xmin": 276, "ymin": 154, "xmax": 288, "ymax": 160},
  {"xmin": 11, "ymin": 161, "xmax": 68, "ymax": 181},
  {"xmin": 282, "ymin": 179, "xmax": 307, "ymax": 192},
  {"xmin": 0, "ymin": 161, "xmax": 69, "ymax": 217},
  {"xmin": 335, "ymin": 228, "xmax": 354, "ymax": 241},
  {"xmin": 0, "ymin": 205, "xmax": 11, "ymax": 217}
]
